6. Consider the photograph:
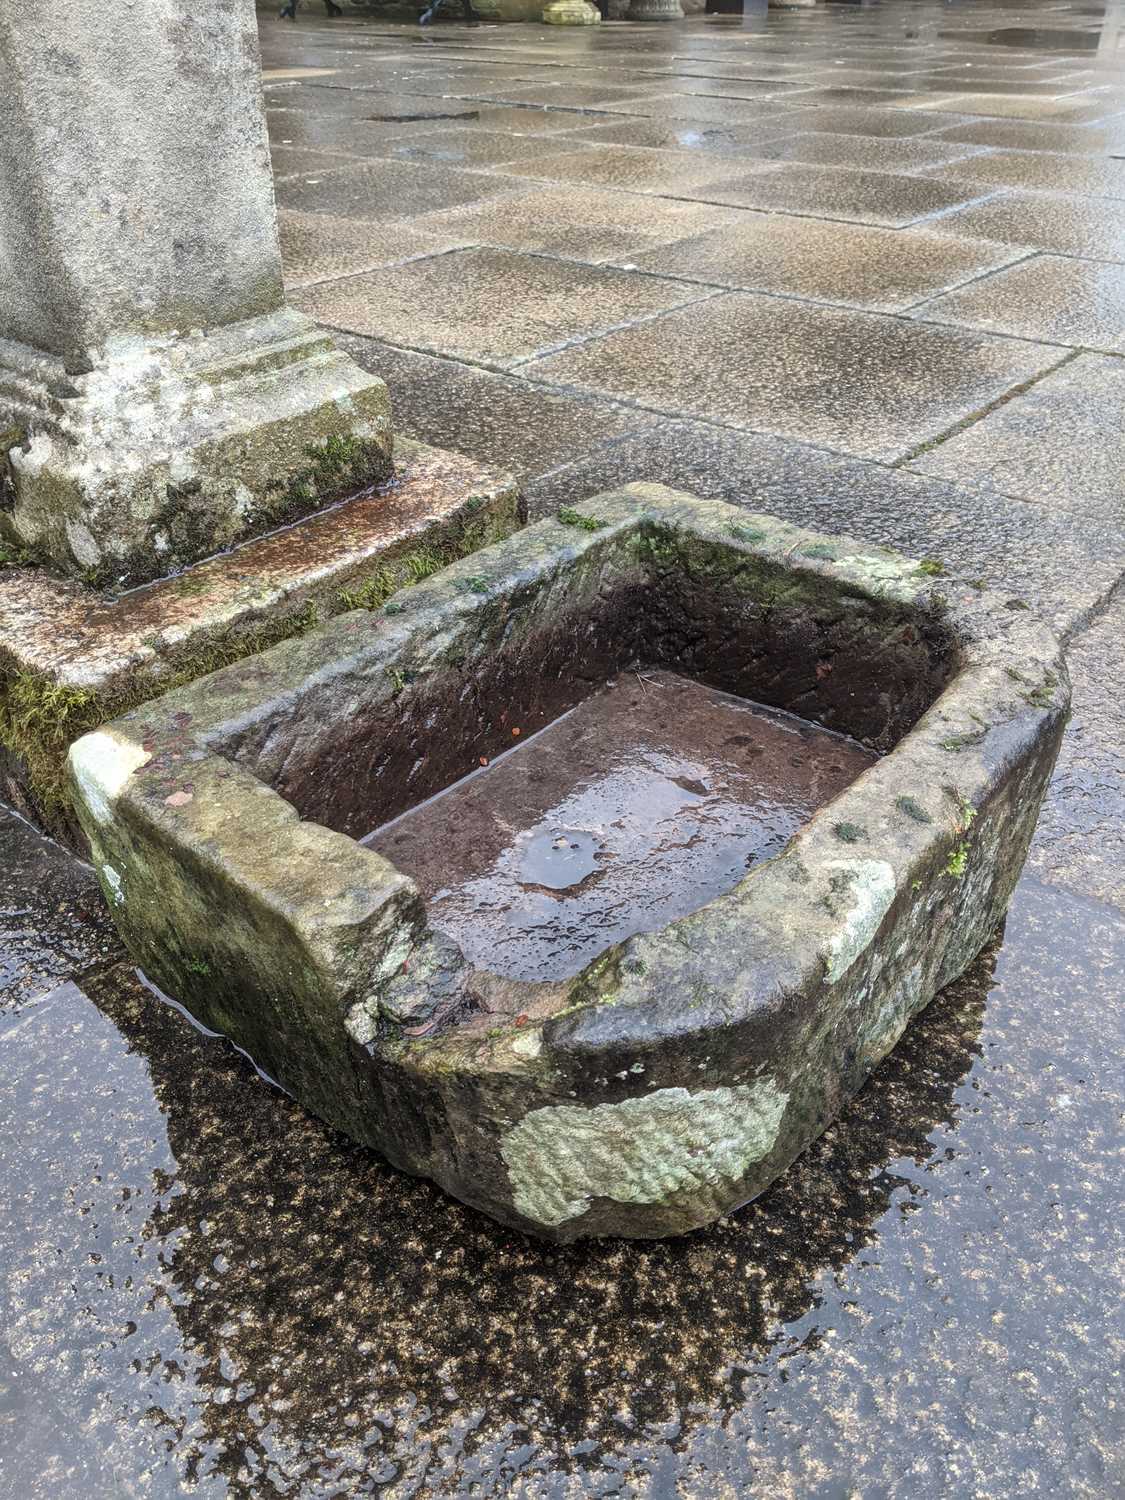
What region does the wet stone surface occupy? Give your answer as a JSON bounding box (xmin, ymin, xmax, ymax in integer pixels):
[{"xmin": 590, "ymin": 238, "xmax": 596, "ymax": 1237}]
[
  {"xmin": 365, "ymin": 672, "xmax": 875, "ymax": 981},
  {"xmin": 2, "ymin": 0, "xmax": 1125, "ymax": 1489},
  {"xmin": 523, "ymin": 419, "xmax": 1125, "ymax": 640},
  {"xmin": 1, "ymin": 878, "xmax": 1122, "ymax": 1496},
  {"xmin": 0, "ymin": 806, "xmax": 122, "ymax": 1006}
]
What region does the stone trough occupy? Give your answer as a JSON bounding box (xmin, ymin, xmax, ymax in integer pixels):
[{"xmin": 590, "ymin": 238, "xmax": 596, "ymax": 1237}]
[{"xmin": 67, "ymin": 485, "xmax": 1069, "ymax": 1242}]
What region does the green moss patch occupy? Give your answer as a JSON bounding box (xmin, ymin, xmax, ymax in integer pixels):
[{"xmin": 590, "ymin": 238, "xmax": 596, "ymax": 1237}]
[
  {"xmin": 258, "ymin": 433, "xmax": 392, "ymax": 532},
  {"xmin": 0, "ymin": 603, "xmax": 322, "ymax": 828},
  {"xmin": 557, "ymin": 507, "xmax": 606, "ymax": 533},
  {"xmin": 338, "ymin": 503, "xmax": 514, "ymax": 615}
]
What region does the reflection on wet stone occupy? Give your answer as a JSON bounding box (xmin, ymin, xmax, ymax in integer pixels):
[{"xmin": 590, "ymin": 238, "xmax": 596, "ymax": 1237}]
[{"xmin": 3, "ymin": 878, "xmax": 1122, "ymax": 1494}]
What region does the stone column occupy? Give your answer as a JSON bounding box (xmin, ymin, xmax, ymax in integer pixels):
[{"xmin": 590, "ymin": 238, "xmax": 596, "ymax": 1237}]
[
  {"xmin": 626, "ymin": 0, "xmax": 685, "ymax": 19},
  {"xmin": 0, "ymin": 0, "xmax": 392, "ymax": 588},
  {"xmin": 542, "ymin": 0, "xmax": 602, "ymax": 24}
]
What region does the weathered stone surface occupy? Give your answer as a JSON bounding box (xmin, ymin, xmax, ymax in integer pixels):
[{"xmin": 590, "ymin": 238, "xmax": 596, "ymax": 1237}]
[
  {"xmin": 0, "ymin": 0, "xmax": 394, "ymax": 585},
  {"xmin": 67, "ymin": 485, "xmax": 1067, "ymax": 1241},
  {"xmin": 0, "ymin": 439, "xmax": 521, "ymax": 840},
  {"xmin": 0, "ymin": 1, "xmax": 280, "ymax": 359},
  {"xmin": 0, "ymin": 314, "xmax": 394, "ymax": 587},
  {"xmin": 542, "ymin": 0, "xmax": 602, "ymax": 24}
]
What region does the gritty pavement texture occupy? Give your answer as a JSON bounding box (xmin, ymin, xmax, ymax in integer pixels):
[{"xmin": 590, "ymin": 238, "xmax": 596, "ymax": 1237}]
[{"xmin": 2, "ymin": 0, "xmax": 1124, "ymax": 1494}]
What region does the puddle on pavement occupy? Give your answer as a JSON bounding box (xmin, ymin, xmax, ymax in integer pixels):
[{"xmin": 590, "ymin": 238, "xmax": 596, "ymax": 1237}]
[{"xmin": 363, "ymin": 670, "xmax": 876, "ymax": 981}]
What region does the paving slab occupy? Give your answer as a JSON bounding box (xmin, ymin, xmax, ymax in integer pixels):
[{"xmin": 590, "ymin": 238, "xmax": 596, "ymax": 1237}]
[
  {"xmin": 464, "ymin": 104, "xmax": 616, "ymax": 134},
  {"xmin": 268, "ymin": 143, "xmax": 359, "ymax": 179},
  {"xmin": 664, "ymin": 75, "xmax": 813, "ymax": 95},
  {"xmin": 778, "ymin": 104, "xmax": 974, "ymax": 138},
  {"xmin": 384, "ymin": 185, "xmax": 742, "ymax": 262},
  {"xmin": 279, "ymin": 209, "xmax": 469, "ymax": 289},
  {"xmin": 274, "ymin": 156, "xmax": 527, "ymax": 221},
  {"xmin": 597, "ymin": 92, "xmax": 821, "ymax": 126},
  {"xmin": 2, "ymin": 875, "xmax": 1121, "ymax": 1495},
  {"xmin": 262, "ymin": 81, "xmax": 385, "ymax": 116},
  {"xmin": 927, "ymin": 188, "xmax": 1125, "ymax": 258},
  {"xmin": 490, "ymin": 142, "xmax": 751, "ymax": 196},
  {"xmin": 548, "ymin": 116, "xmax": 799, "ymax": 154},
  {"xmin": 911, "ymin": 92, "xmax": 1125, "ymax": 122},
  {"xmin": 732, "ymin": 130, "xmax": 988, "ymax": 171},
  {"xmin": 924, "ymin": 147, "xmax": 1125, "ymax": 196},
  {"xmin": 927, "ymin": 118, "xmax": 1125, "ymax": 152},
  {"xmin": 913, "ymin": 253, "xmax": 1125, "ymax": 351},
  {"xmin": 267, "ymin": 108, "xmax": 482, "ymax": 154},
  {"xmin": 294, "ymin": 247, "xmax": 716, "ymax": 369},
  {"xmin": 622, "ymin": 216, "xmax": 1025, "ymax": 311},
  {"xmin": 462, "ymin": 83, "xmax": 664, "ymax": 110},
  {"xmin": 691, "ymin": 162, "xmax": 991, "ymax": 227},
  {"xmin": 524, "ymin": 419, "xmax": 1124, "ymax": 638},
  {"xmin": 337, "ymin": 333, "xmax": 660, "ymax": 482},
  {"xmin": 773, "ymin": 86, "xmax": 922, "ymax": 108},
  {"xmin": 369, "ymin": 127, "xmax": 603, "ymax": 169},
  {"xmin": 522, "ymin": 293, "xmax": 1063, "ymax": 462},
  {"xmin": 910, "ymin": 352, "xmax": 1125, "ymax": 525},
  {"xmin": 1029, "ymin": 590, "xmax": 1125, "ymax": 913}
]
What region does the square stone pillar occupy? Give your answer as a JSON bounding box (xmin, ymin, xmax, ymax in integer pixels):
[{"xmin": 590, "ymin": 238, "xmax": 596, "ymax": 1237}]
[{"xmin": 0, "ymin": 0, "xmax": 392, "ymax": 587}]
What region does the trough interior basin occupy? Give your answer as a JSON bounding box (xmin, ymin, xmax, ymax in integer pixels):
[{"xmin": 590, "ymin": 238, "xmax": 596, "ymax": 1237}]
[{"xmin": 363, "ymin": 669, "xmax": 878, "ymax": 982}]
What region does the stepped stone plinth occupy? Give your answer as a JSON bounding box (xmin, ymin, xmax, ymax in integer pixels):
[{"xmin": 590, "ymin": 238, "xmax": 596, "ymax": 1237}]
[{"xmin": 0, "ymin": 0, "xmax": 394, "ymax": 588}]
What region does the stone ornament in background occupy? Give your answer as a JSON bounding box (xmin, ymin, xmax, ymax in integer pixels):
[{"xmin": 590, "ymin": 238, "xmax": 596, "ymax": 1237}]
[
  {"xmin": 626, "ymin": 0, "xmax": 686, "ymax": 21},
  {"xmin": 68, "ymin": 486, "xmax": 1068, "ymax": 1241},
  {"xmin": 0, "ymin": 0, "xmax": 392, "ymax": 588},
  {"xmin": 542, "ymin": 0, "xmax": 602, "ymax": 24}
]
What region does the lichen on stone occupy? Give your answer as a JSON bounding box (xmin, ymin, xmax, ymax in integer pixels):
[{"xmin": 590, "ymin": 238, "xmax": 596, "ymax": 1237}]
[
  {"xmin": 500, "ymin": 1080, "xmax": 789, "ymax": 1228},
  {"xmin": 896, "ymin": 795, "xmax": 933, "ymax": 825}
]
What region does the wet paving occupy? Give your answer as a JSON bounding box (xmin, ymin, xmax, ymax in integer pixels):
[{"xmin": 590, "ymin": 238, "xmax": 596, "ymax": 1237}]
[
  {"xmin": 3, "ymin": 0, "xmax": 1125, "ymax": 1495},
  {"xmin": 365, "ymin": 672, "xmax": 875, "ymax": 980}
]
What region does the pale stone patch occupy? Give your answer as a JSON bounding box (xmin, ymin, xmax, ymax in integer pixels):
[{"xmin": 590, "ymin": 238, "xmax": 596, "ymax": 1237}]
[
  {"xmin": 100, "ymin": 863, "xmax": 125, "ymax": 906},
  {"xmin": 510, "ymin": 1029, "xmax": 542, "ymax": 1060},
  {"xmin": 500, "ymin": 1080, "xmax": 789, "ymax": 1228},
  {"xmin": 822, "ymin": 858, "xmax": 897, "ymax": 982},
  {"xmin": 67, "ymin": 731, "xmax": 151, "ymax": 826}
]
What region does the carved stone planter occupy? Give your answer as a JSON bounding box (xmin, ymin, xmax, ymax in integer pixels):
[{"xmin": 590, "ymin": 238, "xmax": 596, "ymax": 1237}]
[{"xmin": 68, "ymin": 485, "xmax": 1068, "ymax": 1242}]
